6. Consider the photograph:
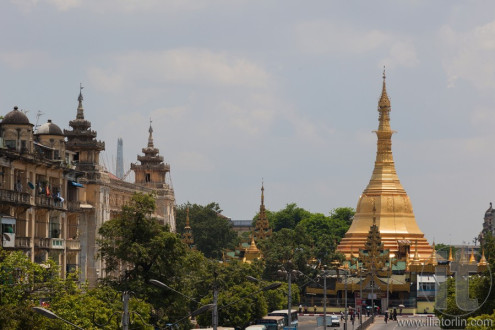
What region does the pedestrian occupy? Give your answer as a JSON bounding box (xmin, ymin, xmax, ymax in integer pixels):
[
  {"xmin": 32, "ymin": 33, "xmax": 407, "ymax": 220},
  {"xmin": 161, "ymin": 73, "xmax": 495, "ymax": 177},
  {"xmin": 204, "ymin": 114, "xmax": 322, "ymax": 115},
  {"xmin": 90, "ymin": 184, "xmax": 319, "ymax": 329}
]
[
  {"xmin": 299, "ymin": 304, "xmax": 302, "ymax": 314},
  {"xmin": 313, "ymin": 305, "xmax": 317, "ymax": 314},
  {"xmin": 393, "ymin": 308, "xmax": 397, "ymax": 321},
  {"xmin": 340, "ymin": 311, "xmax": 344, "ymax": 320},
  {"xmin": 304, "ymin": 305, "xmax": 308, "ymax": 314},
  {"xmin": 400, "ymin": 308, "xmax": 403, "ymax": 316},
  {"xmin": 384, "ymin": 311, "xmax": 388, "ymax": 323}
]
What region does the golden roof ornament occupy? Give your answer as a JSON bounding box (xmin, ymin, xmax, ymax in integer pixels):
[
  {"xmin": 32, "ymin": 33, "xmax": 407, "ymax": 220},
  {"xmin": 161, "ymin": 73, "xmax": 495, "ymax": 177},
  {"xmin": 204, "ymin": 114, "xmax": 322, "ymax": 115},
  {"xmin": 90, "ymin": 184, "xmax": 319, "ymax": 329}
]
[
  {"xmin": 478, "ymin": 249, "xmax": 488, "ymax": 266},
  {"xmin": 243, "ymin": 233, "xmax": 262, "ymax": 263},
  {"xmin": 469, "ymin": 248, "xmax": 477, "ymax": 264},
  {"xmin": 427, "ymin": 242, "xmax": 438, "ymax": 265},
  {"xmin": 379, "ymin": 67, "xmax": 391, "ymax": 109},
  {"xmin": 448, "ymin": 246, "xmax": 454, "ymax": 262}
]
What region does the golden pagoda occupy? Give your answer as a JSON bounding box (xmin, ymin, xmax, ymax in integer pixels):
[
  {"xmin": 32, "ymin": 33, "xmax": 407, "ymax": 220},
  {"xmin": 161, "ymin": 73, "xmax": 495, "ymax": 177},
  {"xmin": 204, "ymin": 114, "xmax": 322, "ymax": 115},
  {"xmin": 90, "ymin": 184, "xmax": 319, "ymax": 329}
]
[
  {"xmin": 243, "ymin": 234, "xmax": 262, "ymax": 264},
  {"xmin": 254, "ymin": 182, "xmax": 272, "ymax": 241},
  {"xmin": 337, "ymin": 71, "xmax": 433, "ymax": 260}
]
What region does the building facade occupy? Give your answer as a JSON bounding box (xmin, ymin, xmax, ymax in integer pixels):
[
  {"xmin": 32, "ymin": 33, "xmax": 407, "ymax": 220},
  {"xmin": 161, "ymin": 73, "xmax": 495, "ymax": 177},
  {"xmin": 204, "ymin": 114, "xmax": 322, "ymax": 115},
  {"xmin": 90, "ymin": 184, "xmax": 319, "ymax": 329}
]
[{"xmin": 0, "ymin": 90, "xmax": 176, "ymax": 286}]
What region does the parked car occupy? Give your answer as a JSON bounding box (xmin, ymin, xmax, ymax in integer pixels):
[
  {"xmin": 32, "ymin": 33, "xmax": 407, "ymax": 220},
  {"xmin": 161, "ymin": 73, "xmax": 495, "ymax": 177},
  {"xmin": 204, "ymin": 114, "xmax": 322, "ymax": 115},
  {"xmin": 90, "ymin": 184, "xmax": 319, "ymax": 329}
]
[{"xmin": 329, "ymin": 315, "xmax": 340, "ymax": 327}]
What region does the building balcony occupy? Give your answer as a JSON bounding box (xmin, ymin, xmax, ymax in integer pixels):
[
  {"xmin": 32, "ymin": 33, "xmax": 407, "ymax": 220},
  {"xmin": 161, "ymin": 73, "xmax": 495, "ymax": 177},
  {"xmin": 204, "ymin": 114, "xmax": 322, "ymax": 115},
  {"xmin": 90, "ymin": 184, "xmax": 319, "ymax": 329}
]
[
  {"xmin": 50, "ymin": 238, "xmax": 65, "ymax": 249},
  {"xmin": 66, "ymin": 239, "xmax": 80, "ymax": 250},
  {"xmin": 14, "ymin": 236, "xmax": 31, "ymax": 248},
  {"xmin": 0, "ymin": 189, "xmax": 31, "ymax": 206},
  {"xmin": 67, "ymin": 200, "xmax": 82, "ymax": 212},
  {"xmin": 35, "ymin": 195, "xmax": 66, "ymax": 210},
  {"xmin": 34, "ymin": 237, "xmax": 51, "ymax": 248}
]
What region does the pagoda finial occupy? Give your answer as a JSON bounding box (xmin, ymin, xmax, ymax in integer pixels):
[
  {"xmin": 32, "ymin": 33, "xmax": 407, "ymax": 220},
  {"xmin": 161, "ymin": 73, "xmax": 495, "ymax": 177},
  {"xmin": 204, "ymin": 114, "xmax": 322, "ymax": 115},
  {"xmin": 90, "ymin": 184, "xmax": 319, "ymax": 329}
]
[
  {"xmin": 379, "ymin": 67, "xmax": 390, "ymax": 109},
  {"xmin": 261, "ymin": 179, "xmax": 264, "ymax": 206},
  {"xmin": 478, "ymin": 249, "xmax": 488, "ymax": 266},
  {"xmin": 448, "ymin": 246, "xmax": 454, "ymax": 262},
  {"xmin": 185, "ymin": 206, "xmax": 190, "ymax": 227},
  {"xmin": 428, "ymin": 242, "xmax": 438, "ymax": 265},
  {"xmin": 469, "ymin": 248, "xmax": 477, "ymax": 264},
  {"xmin": 148, "ymin": 119, "xmax": 154, "ymax": 148},
  {"xmin": 76, "ymin": 83, "xmax": 85, "ymax": 119}
]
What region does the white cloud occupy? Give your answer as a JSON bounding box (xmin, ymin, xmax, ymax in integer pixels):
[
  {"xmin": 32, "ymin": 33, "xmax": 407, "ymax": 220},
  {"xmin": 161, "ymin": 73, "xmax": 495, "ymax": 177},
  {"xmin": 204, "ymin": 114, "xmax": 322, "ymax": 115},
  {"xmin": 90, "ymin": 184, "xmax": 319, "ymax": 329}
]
[
  {"xmin": 175, "ymin": 151, "xmax": 215, "ymax": 172},
  {"xmin": 379, "ymin": 41, "xmax": 419, "ymax": 69},
  {"xmin": 295, "ymin": 20, "xmax": 391, "ymax": 55},
  {"xmin": 10, "ymin": 0, "xmax": 80, "ymax": 12},
  {"xmin": 295, "ymin": 19, "xmax": 419, "ymax": 70},
  {"xmin": 88, "ymin": 49, "xmax": 272, "ymax": 92},
  {"xmin": 0, "ymin": 50, "xmax": 54, "ymax": 69},
  {"xmin": 440, "ymin": 21, "xmax": 495, "ymax": 89}
]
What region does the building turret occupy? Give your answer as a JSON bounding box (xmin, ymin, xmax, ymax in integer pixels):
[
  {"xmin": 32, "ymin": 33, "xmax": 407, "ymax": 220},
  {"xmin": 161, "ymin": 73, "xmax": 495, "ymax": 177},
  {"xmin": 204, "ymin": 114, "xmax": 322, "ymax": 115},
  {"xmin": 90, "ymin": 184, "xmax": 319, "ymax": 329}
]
[
  {"xmin": 131, "ymin": 121, "xmax": 175, "ymax": 231},
  {"xmin": 64, "ymin": 85, "xmax": 105, "ymax": 174}
]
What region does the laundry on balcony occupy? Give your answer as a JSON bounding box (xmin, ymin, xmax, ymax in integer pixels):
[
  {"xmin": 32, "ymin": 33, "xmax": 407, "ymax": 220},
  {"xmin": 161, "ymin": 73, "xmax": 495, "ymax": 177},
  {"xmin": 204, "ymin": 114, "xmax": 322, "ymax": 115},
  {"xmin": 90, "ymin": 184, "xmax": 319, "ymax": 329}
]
[{"xmin": 70, "ymin": 181, "xmax": 83, "ymax": 188}]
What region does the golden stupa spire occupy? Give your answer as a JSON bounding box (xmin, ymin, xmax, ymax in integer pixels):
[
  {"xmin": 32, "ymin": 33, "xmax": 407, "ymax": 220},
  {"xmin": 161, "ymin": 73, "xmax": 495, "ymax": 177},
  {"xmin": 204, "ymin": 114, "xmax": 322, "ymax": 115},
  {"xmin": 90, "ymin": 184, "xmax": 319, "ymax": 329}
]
[
  {"xmin": 469, "ymin": 248, "xmax": 477, "ymax": 264},
  {"xmin": 448, "ymin": 246, "xmax": 454, "ymax": 262},
  {"xmin": 243, "ymin": 232, "xmax": 262, "ymax": 264},
  {"xmin": 427, "ymin": 242, "xmax": 437, "ymax": 265},
  {"xmin": 337, "ymin": 71, "xmax": 433, "ymax": 260},
  {"xmin": 478, "ymin": 249, "xmax": 488, "ymax": 266},
  {"xmin": 411, "ymin": 240, "xmax": 421, "ymax": 265}
]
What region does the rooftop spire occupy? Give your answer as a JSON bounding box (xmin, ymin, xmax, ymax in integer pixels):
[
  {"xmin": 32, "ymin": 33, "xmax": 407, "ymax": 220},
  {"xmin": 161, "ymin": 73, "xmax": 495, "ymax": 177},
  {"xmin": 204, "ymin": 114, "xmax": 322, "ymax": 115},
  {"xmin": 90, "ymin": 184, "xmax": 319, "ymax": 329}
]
[
  {"xmin": 77, "ymin": 83, "xmax": 85, "ymax": 120},
  {"xmin": 379, "ymin": 67, "xmax": 391, "ymax": 109},
  {"xmin": 148, "ymin": 118, "xmax": 154, "ymax": 148},
  {"xmin": 261, "ymin": 179, "xmax": 264, "ymax": 206}
]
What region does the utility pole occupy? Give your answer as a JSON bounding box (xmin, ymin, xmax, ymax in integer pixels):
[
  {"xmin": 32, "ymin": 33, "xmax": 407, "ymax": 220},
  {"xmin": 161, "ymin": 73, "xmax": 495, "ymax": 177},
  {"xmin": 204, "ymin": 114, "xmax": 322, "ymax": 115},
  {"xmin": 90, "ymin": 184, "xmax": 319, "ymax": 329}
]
[
  {"xmin": 287, "ymin": 270, "xmax": 292, "ymax": 327},
  {"xmin": 211, "ymin": 269, "xmax": 219, "ymax": 330},
  {"xmin": 323, "ymin": 270, "xmax": 327, "ymax": 328},
  {"xmin": 213, "ymin": 287, "xmax": 218, "ymax": 330},
  {"xmin": 122, "ymin": 291, "xmax": 130, "ymax": 330}
]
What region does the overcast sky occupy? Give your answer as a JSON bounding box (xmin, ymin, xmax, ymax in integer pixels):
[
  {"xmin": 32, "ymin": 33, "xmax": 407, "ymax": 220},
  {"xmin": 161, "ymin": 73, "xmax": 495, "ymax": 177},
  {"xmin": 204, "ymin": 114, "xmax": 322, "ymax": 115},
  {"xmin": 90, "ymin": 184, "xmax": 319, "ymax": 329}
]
[{"xmin": 2, "ymin": 0, "xmax": 495, "ymax": 245}]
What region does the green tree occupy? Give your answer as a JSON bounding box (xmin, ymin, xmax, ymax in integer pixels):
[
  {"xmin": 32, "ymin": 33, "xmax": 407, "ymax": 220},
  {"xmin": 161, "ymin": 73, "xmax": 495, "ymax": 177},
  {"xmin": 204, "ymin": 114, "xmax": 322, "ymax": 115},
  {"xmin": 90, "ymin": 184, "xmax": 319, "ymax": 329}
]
[
  {"xmin": 270, "ymin": 203, "xmax": 311, "ymax": 231},
  {"xmin": 176, "ymin": 202, "xmax": 238, "ymax": 259},
  {"xmin": 98, "ymin": 193, "xmax": 194, "ymax": 327}
]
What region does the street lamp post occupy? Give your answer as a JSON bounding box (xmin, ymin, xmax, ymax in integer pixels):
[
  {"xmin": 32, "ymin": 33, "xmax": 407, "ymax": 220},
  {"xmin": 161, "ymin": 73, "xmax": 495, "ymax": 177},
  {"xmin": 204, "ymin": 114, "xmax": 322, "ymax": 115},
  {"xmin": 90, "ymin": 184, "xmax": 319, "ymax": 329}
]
[
  {"xmin": 32, "ymin": 307, "xmax": 84, "ymax": 330},
  {"xmin": 344, "ymin": 270, "xmax": 348, "ymax": 330}
]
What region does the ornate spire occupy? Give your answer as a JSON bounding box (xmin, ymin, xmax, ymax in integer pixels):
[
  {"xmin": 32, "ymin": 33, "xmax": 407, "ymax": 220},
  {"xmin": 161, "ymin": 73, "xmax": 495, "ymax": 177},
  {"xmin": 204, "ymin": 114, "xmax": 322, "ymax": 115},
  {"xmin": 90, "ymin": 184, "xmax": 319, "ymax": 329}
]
[
  {"xmin": 77, "ymin": 83, "xmax": 85, "ymax": 120},
  {"xmin": 448, "ymin": 246, "xmax": 454, "ymax": 262},
  {"xmin": 182, "ymin": 206, "xmax": 194, "ymax": 248},
  {"xmin": 254, "ymin": 181, "xmax": 272, "ymax": 241},
  {"xmin": 411, "ymin": 240, "xmax": 421, "ymax": 265},
  {"xmin": 148, "ymin": 119, "xmax": 154, "ymax": 148},
  {"xmin": 478, "ymin": 249, "xmax": 488, "ymax": 266},
  {"xmin": 379, "ymin": 67, "xmax": 391, "ymax": 109},
  {"xmin": 261, "ymin": 179, "xmax": 264, "ymax": 206},
  {"xmin": 427, "ymin": 242, "xmax": 437, "ymax": 265},
  {"xmin": 469, "ymin": 248, "xmax": 477, "ymax": 264}
]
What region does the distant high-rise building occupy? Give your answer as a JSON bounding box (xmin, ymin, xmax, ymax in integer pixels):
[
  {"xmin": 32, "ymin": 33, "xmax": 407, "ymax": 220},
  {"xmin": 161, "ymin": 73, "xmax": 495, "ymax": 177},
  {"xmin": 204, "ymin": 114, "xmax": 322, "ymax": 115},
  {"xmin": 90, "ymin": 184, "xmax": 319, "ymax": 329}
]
[{"xmin": 116, "ymin": 138, "xmax": 124, "ymax": 179}]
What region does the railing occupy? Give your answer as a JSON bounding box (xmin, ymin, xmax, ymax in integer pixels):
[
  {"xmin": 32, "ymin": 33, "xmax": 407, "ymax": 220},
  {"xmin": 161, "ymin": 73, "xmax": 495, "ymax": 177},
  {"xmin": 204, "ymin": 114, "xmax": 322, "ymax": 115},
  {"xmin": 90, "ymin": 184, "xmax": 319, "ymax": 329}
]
[
  {"xmin": 14, "ymin": 236, "xmax": 31, "ymax": 248},
  {"xmin": 35, "ymin": 195, "xmax": 65, "ymax": 210},
  {"xmin": 50, "ymin": 238, "xmax": 65, "ymax": 249},
  {"xmin": 0, "ymin": 189, "xmax": 30, "ymax": 205},
  {"xmin": 34, "ymin": 237, "xmax": 51, "ymax": 248},
  {"xmin": 67, "ymin": 200, "xmax": 81, "ymax": 212},
  {"xmin": 66, "ymin": 239, "xmax": 80, "ymax": 250}
]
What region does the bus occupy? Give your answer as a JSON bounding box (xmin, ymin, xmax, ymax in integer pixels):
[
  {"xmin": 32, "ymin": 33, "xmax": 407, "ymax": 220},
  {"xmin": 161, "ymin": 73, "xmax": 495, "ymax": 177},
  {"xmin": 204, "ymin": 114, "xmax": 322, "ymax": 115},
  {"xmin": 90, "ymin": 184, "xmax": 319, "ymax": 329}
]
[
  {"xmin": 268, "ymin": 309, "xmax": 299, "ymax": 329},
  {"xmin": 257, "ymin": 316, "xmax": 285, "ymax": 330}
]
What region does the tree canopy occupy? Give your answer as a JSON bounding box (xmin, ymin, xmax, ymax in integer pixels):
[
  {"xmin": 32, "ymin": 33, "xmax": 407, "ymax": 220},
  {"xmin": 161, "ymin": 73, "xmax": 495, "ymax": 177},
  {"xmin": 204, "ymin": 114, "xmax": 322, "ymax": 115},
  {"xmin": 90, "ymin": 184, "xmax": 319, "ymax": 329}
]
[{"xmin": 176, "ymin": 202, "xmax": 238, "ymax": 259}]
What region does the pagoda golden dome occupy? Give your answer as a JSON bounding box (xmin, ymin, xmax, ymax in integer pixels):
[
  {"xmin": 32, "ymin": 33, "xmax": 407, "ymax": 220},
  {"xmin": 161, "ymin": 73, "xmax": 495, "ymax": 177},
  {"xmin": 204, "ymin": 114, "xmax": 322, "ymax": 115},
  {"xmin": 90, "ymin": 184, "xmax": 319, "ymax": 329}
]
[{"xmin": 337, "ymin": 71, "xmax": 433, "ymax": 260}]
